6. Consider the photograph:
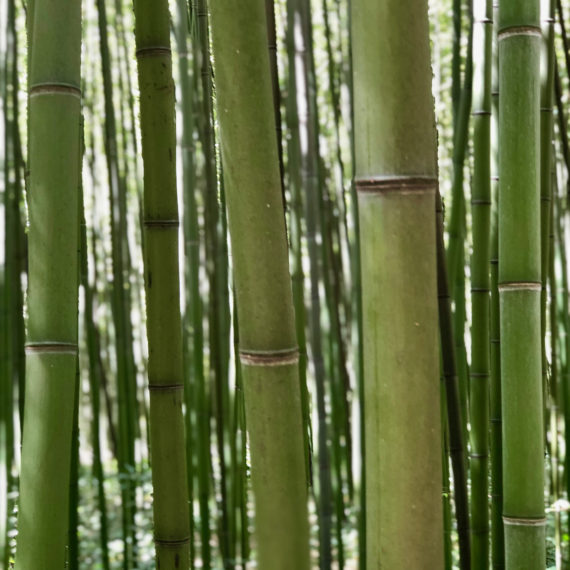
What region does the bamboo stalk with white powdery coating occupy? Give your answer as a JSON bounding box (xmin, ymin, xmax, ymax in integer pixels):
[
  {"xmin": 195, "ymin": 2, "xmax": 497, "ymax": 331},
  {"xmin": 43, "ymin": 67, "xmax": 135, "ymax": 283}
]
[
  {"xmin": 353, "ymin": 4, "xmax": 443, "ymax": 564},
  {"xmin": 209, "ymin": 0, "xmax": 310, "ymax": 568},
  {"xmin": 498, "ymin": 3, "xmax": 545, "ymax": 567},
  {"xmin": 14, "ymin": 0, "xmax": 82, "ymax": 566},
  {"xmin": 133, "ymin": 2, "xmax": 191, "ymax": 567}
]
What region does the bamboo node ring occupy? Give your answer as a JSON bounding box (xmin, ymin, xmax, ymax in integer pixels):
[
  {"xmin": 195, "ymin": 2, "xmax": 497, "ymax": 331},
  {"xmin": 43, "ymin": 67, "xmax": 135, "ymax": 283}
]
[
  {"xmin": 25, "ymin": 342, "xmax": 78, "ymax": 355},
  {"xmin": 136, "ymin": 46, "xmax": 171, "ymax": 58},
  {"xmin": 498, "ymin": 26, "xmax": 541, "ymax": 41},
  {"xmin": 498, "ymin": 281, "xmax": 541, "ymax": 292},
  {"xmin": 148, "ymin": 384, "xmax": 184, "ymax": 393},
  {"xmin": 144, "ymin": 219, "xmax": 180, "ymax": 229},
  {"xmin": 29, "ymin": 83, "xmax": 81, "ymax": 99},
  {"xmin": 502, "ymin": 516, "xmax": 546, "ymax": 527},
  {"xmin": 154, "ymin": 535, "xmax": 191, "ymax": 548},
  {"xmin": 355, "ymin": 176, "xmax": 437, "ymax": 195},
  {"xmin": 239, "ymin": 347, "xmax": 299, "ymax": 367}
]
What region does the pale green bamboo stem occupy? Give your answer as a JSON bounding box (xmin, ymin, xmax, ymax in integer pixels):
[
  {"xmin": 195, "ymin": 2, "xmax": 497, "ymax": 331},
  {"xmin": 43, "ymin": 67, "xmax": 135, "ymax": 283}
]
[
  {"xmin": 498, "ymin": 1, "xmax": 545, "ymax": 566},
  {"xmin": 352, "ymin": 0, "xmax": 443, "ymax": 566},
  {"xmin": 133, "ymin": 1, "xmax": 191, "ymax": 567},
  {"xmin": 14, "ymin": 0, "xmax": 82, "ymax": 566},
  {"xmin": 209, "ymin": 0, "xmax": 311, "ymax": 567}
]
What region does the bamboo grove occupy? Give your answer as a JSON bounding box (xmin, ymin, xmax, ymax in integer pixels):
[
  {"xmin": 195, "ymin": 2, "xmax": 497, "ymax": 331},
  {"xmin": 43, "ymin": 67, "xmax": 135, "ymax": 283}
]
[{"xmin": 4, "ymin": 0, "xmax": 570, "ymax": 568}]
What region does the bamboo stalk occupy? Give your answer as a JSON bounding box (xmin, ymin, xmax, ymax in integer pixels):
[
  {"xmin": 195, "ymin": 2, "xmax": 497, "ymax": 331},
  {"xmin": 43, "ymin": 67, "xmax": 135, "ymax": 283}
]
[
  {"xmin": 14, "ymin": 0, "xmax": 82, "ymax": 565},
  {"xmin": 133, "ymin": 1, "xmax": 191, "ymax": 566},
  {"xmin": 498, "ymin": 1, "xmax": 545, "ymax": 566},
  {"xmin": 436, "ymin": 190, "xmax": 471, "ymax": 570},
  {"xmin": 209, "ymin": 0, "xmax": 311, "ymax": 566},
  {"xmin": 490, "ymin": 3, "xmax": 504, "ymax": 563},
  {"xmin": 540, "ymin": 0, "xmax": 555, "ymax": 438},
  {"xmin": 352, "ymin": 0, "xmax": 443, "ymax": 566},
  {"xmin": 470, "ymin": 0, "xmax": 492, "ymax": 565}
]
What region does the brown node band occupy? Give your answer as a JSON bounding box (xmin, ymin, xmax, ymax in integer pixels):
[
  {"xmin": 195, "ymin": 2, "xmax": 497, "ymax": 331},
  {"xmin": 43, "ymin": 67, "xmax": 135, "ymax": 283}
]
[
  {"xmin": 239, "ymin": 347, "xmax": 299, "ymax": 367},
  {"xmin": 136, "ymin": 46, "xmax": 171, "ymax": 58},
  {"xmin": 144, "ymin": 219, "xmax": 180, "ymax": 229},
  {"xmin": 148, "ymin": 384, "xmax": 184, "ymax": 393},
  {"xmin": 502, "ymin": 516, "xmax": 546, "ymax": 527},
  {"xmin": 355, "ymin": 176, "xmax": 437, "ymax": 195},
  {"xmin": 154, "ymin": 536, "xmax": 191, "ymax": 548},
  {"xmin": 25, "ymin": 342, "xmax": 78, "ymax": 354}
]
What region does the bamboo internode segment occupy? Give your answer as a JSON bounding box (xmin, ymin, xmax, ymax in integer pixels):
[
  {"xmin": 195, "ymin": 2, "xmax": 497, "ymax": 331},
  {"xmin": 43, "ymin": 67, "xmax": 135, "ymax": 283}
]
[{"xmin": 239, "ymin": 348, "xmax": 299, "ymax": 367}]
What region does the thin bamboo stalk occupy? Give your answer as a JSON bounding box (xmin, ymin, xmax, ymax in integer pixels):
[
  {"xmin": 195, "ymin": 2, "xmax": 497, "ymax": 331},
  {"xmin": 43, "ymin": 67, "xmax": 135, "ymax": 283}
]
[
  {"xmin": 436, "ymin": 190, "xmax": 471, "ymax": 570},
  {"xmin": 540, "ymin": 0, "xmax": 555, "ymax": 437},
  {"xmin": 470, "ymin": 0, "xmax": 492, "ymax": 565},
  {"xmin": 490, "ymin": 3, "xmax": 504, "ymax": 563},
  {"xmin": 133, "ymin": 1, "xmax": 191, "ymax": 566}
]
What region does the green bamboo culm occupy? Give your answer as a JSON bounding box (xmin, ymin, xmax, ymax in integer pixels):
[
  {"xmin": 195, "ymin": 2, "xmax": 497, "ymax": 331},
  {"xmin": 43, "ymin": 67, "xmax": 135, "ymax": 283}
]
[
  {"xmin": 133, "ymin": 1, "xmax": 191, "ymax": 567},
  {"xmin": 470, "ymin": 0, "xmax": 492, "ymax": 566},
  {"xmin": 539, "ymin": 0, "xmax": 554, "ymax": 437},
  {"xmin": 352, "ymin": 0, "xmax": 443, "ymax": 566},
  {"xmin": 489, "ymin": 1, "xmax": 504, "ymax": 563},
  {"xmin": 209, "ymin": 0, "xmax": 311, "ymax": 567},
  {"xmin": 498, "ymin": 1, "xmax": 545, "ymax": 567},
  {"xmin": 14, "ymin": 0, "xmax": 82, "ymax": 566}
]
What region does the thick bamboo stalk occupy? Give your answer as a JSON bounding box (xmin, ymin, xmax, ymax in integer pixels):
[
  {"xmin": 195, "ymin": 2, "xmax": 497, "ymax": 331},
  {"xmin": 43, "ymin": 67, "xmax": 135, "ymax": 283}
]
[
  {"xmin": 470, "ymin": 0, "xmax": 492, "ymax": 565},
  {"xmin": 209, "ymin": 0, "xmax": 311, "ymax": 567},
  {"xmin": 133, "ymin": 2, "xmax": 191, "ymax": 567},
  {"xmin": 14, "ymin": 0, "xmax": 82, "ymax": 566},
  {"xmin": 352, "ymin": 0, "xmax": 443, "ymax": 566},
  {"xmin": 498, "ymin": 1, "xmax": 545, "ymax": 566}
]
